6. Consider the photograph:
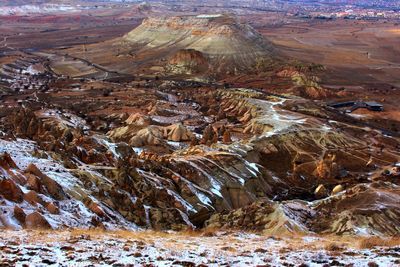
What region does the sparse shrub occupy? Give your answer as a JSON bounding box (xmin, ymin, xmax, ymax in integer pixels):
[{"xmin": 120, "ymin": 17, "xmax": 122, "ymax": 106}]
[
  {"xmin": 102, "ymin": 89, "xmax": 111, "ymax": 97},
  {"xmin": 198, "ymin": 227, "xmax": 219, "ymax": 237},
  {"xmin": 358, "ymin": 237, "xmax": 383, "ymax": 249}
]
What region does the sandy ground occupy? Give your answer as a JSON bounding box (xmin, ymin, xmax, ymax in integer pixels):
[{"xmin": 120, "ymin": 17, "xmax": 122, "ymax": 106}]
[
  {"xmin": 258, "ymin": 19, "xmax": 400, "ymax": 88},
  {"xmin": 0, "ymin": 230, "xmax": 399, "ymax": 266}
]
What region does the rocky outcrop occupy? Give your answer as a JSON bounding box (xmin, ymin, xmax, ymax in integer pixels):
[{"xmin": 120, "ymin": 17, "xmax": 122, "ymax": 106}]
[
  {"xmin": 0, "ymin": 152, "xmax": 18, "ymax": 169},
  {"xmin": 0, "ymin": 179, "xmax": 24, "ymax": 203},
  {"xmin": 313, "ymin": 183, "xmax": 400, "ymax": 235},
  {"xmin": 25, "ymin": 163, "xmax": 66, "ymax": 200},
  {"xmin": 206, "ymin": 182, "xmax": 400, "ymax": 236},
  {"xmin": 277, "ymin": 68, "xmax": 334, "ymax": 99},
  {"xmin": 12, "ymin": 108, "xmax": 84, "ymax": 147},
  {"xmin": 200, "ymin": 125, "xmax": 218, "ymax": 145},
  {"xmin": 125, "ymin": 113, "xmax": 151, "ymax": 126},
  {"xmin": 25, "ymin": 212, "xmax": 51, "ymax": 229},
  {"xmin": 167, "ymin": 49, "xmax": 209, "ymax": 74},
  {"xmin": 206, "ymin": 199, "xmax": 314, "ymax": 235},
  {"xmin": 129, "ymin": 126, "xmax": 165, "ymax": 147},
  {"xmin": 164, "ymin": 123, "xmax": 194, "ymax": 142}
]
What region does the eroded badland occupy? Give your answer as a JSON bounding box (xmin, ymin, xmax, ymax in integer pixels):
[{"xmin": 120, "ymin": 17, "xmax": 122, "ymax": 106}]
[{"xmin": 0, "ymin": 1, "xmax": 400, "ymax": 266}]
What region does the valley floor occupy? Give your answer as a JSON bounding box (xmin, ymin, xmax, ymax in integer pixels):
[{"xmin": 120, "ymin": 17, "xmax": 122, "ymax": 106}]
[{"xmin": 0, "ymin": 230, "xmax": 399, "ymax": 266}]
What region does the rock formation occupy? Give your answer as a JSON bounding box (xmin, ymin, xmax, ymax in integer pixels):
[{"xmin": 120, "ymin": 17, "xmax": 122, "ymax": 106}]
[
  {"xmin": 129, "ymin": 126, "xmax": 165, "ymax": 147},
  {"xmin": 167, "ymin": 49, "xmax": 209, "ymax": 74},
  {"xmin": 164, "ymin": 123, "xmax": 194, "ymax": 142}
]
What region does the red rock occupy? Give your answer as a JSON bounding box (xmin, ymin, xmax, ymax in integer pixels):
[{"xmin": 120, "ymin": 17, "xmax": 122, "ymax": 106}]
[
  {"xmin": 25, "ymin": 212, "xmax": 52, "ymax": 229},
  {"xmin": 46, "ymin": 202, "xmax": 60, "ymax": 214},
  {"xmin": 14, "ymin": 206, "xmax": 26, "ymax": 224},
  {"xmin": 222, "ymin": 129, "xmax": 232, "ymax": 143},
  {"xmin": 25, "ymin": 164, "xmax": 66, "ymax": 200},
  {"xmin": 26, "ymin": 173, "xmax": 41, "ymax": 192},
  {"xmin": 25, "ymin": 163, "xmax": 46, "ymax": 178},
  {"xmin": 0, "ymin": 179, "xmax": 23, "ymax": 203},
  {"xmin": 88, "ymin": 201, "xmax": 106, "ymax": 217},
  {"xmin": 23, "ymin": 190, "xmax": 43, "ymax": 206},
  {"xmin": 8, "ymin": 170, "xmax": 27, "ymax": 186},
  {"xmin": 0, "ymin": 153, "xmax": 18, "ymax": 169}
]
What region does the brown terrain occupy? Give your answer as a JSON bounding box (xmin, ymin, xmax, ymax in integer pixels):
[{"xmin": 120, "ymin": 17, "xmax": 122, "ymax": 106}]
[{"xmin": 0, "ymin": 1, "xmax": 399, "ymax": 266}]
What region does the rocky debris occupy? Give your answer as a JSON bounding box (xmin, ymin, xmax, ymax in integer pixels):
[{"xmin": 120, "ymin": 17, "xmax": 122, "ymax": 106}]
[
  {"xmin": 85, "ymin": 199, "xmax": 106, "ymax": 218},
  {"xmin": 45, "ymin": 202, "xmax": 60, "ymax": 215},
  {"xmin": 26, "ymin": 174, "xmax": 41, "ymax": 192},
  {"xmin": 23, "ymin": 190, "xmax": 43, "ymax": 206}
]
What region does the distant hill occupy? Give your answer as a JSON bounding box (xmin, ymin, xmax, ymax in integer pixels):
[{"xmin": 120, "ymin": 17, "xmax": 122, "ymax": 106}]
[{"xmin": 122, "ymin": 14, "xmax": 278, "ymax": 75}]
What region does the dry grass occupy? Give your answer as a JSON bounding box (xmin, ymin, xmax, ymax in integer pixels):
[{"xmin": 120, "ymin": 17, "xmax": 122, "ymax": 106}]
[
  {"xmin": 357, "ymin": 236, "xmax": 400, "ymax": 249},
  {"xmin": 6, "ymin": 229, "xmax": 400, "ymax": 254},
  {"xmin": 324, "ymin": 242, "xmax": 344, "ymax": 251},
  {"xmin": 68, "ymin": 228, "xmax": 172, "ymax": 242}
]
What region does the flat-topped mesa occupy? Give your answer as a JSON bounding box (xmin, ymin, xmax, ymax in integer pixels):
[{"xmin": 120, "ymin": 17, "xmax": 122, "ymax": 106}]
[
  {"xmin": 135, "ymin": 14, "xmax": 237, "ymax": 36},
  {"xmin": 123, "ymin": 14, "xmax": 277, "ymax": 75}
]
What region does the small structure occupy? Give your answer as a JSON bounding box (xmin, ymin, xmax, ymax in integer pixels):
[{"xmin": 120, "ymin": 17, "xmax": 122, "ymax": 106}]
[
  {"xmin": 328, "ymin": 100, "xmax": 383, "ymax": 113},
  {"xmin": 364, "ymin": 102, "xmax": 383, "ymax": 111}
]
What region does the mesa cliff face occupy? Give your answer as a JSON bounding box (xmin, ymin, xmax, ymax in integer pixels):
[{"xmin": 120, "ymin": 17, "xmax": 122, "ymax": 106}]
[{"xmin": 122, "ymin": 14, "xmax": 277, "ymax": 75}]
